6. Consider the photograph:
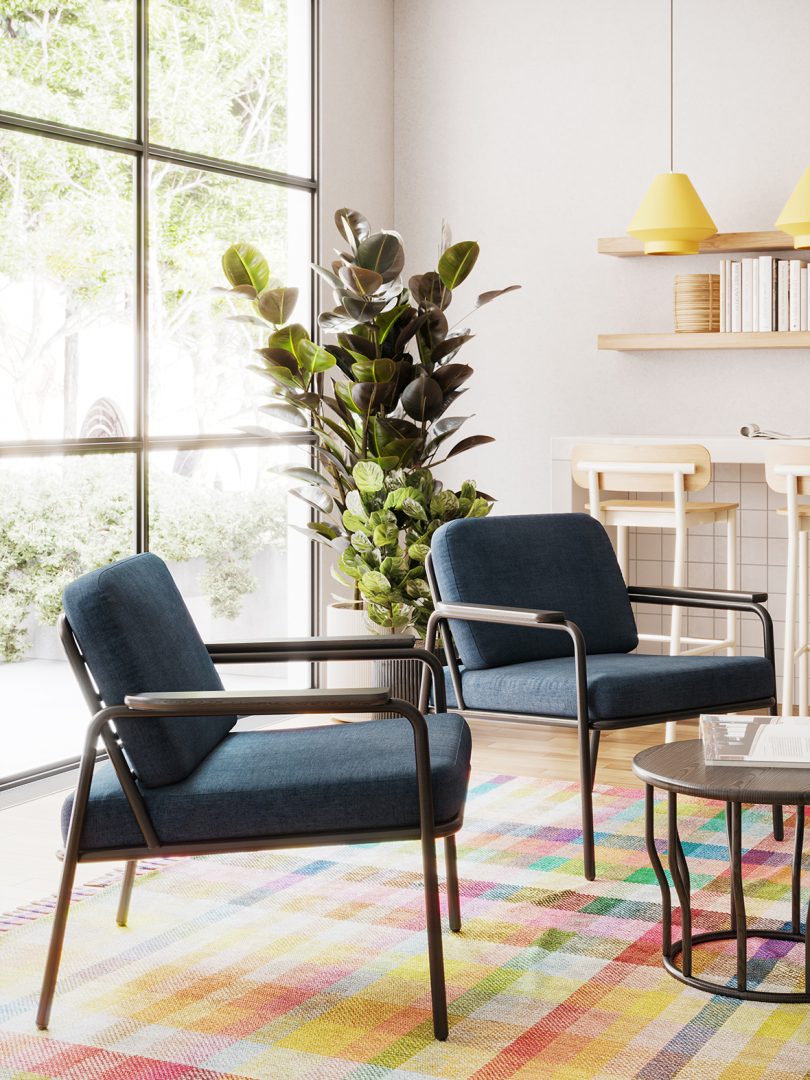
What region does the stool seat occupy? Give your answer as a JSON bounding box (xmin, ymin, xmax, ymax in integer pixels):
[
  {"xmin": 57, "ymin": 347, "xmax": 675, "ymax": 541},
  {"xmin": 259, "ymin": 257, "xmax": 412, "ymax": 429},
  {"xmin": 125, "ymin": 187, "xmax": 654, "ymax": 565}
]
[{"xmin": 590, "ymin": 500, "xmax": 738, "ymax": 514}]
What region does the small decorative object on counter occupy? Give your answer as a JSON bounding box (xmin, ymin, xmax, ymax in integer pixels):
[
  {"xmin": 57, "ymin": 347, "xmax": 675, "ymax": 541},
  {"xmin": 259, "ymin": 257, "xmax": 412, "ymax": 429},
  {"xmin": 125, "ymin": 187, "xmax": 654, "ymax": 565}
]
[{"xmin": 673, "ymin": 273, "xmax": 719, "ymax": 333}]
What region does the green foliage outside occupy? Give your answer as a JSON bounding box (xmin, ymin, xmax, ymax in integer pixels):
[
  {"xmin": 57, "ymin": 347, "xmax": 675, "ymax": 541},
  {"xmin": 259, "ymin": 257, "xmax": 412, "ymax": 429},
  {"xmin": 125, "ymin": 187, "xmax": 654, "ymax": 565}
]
[{"xmin": 0, "ymin": 457, "xmax": 286, "ymax": 662}]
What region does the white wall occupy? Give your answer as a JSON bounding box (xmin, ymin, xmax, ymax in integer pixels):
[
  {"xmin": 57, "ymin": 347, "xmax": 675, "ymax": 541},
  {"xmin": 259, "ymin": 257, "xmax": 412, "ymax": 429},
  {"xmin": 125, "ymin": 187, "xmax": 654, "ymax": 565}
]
[
  {"xmin": 319, "ymin": 0, "xmax": 394, "ymax": 264},
  {"xmin": 392, "ymin": 0, "xmax": 810, "ymax": 513}
]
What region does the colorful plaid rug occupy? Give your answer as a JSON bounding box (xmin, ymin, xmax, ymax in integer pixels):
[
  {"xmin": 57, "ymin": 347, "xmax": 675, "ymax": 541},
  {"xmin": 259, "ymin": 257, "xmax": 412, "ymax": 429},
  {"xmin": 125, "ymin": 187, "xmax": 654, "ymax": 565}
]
[{"xmin": 1, "ymin": 775, "xmax": 809, "ymax": 1079}]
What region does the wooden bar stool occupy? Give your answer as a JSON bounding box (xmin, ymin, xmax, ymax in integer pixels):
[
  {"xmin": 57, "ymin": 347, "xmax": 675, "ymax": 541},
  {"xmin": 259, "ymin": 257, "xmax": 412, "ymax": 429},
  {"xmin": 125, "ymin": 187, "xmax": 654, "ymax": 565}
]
[
  {"xmin": 573, "ymin": 444, "xmax": 739, "ymax": 742},
  {"xmin": 765, "ymin": 446, "xmax": 810, "ymax": 717}
]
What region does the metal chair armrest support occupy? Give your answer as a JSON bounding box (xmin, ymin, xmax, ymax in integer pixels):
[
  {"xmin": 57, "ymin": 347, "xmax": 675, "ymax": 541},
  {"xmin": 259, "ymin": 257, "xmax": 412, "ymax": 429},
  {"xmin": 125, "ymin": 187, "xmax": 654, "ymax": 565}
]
[
  {"xmin": 124, "ymin": 687, "xmax": 393, "ymax": 715},
  {"xmin": 628, "ymin": 585, "xmax": 768, "ymax": 607}
]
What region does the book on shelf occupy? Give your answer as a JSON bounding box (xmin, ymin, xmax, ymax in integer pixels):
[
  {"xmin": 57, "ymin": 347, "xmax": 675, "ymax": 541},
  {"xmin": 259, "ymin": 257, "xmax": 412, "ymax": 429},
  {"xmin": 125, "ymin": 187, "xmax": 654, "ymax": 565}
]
[
  {"xmin": 719, "ymin": 255, "xmax": 810, "ymax": 333},
  {"xmin": 700, "ymin": 713, "xmax": 810, "ymax": 768}
]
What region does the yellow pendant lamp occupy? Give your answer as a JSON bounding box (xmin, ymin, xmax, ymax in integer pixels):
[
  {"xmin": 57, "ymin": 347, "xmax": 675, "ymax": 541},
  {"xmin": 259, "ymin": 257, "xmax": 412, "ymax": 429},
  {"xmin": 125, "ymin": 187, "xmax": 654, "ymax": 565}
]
[
  {"xmin": 627, "ymin": 0, "xmax": 717, "ymax": 255},
  {"xmin": 775, "ymin": 166, "xmax": 810, "ymax": 249}
]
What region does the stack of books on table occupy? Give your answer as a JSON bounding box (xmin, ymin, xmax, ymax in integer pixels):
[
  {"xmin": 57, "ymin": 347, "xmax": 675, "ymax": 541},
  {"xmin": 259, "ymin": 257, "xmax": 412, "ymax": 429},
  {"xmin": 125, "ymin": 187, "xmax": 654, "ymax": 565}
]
[
  {"xmin": 700, "ymin": 713, "xmax": 810, "ymax": 767},
  {"xmin": 719, "ymin": 257, "xmax": 810, "ymax": 332}
]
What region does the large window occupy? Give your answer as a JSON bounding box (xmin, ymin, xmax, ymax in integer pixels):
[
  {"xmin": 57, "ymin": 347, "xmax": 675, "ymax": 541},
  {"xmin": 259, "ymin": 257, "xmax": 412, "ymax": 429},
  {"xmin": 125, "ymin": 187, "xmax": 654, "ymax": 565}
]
[{"xmin": 0, "ymin": 0, "xmax": 316, "ymax": 785}]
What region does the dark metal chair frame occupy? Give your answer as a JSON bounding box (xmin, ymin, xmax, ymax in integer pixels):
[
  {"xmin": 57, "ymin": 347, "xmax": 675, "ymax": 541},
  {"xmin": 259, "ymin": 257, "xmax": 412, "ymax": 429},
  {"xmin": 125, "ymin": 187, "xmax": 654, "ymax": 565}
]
[
  {"xmin": 38, "ymin": 617, "xmax": 462, "ymax": 1041},
  {"xmin": 420, "ymin": 551, "xmax": 779, "ymax": 882}
]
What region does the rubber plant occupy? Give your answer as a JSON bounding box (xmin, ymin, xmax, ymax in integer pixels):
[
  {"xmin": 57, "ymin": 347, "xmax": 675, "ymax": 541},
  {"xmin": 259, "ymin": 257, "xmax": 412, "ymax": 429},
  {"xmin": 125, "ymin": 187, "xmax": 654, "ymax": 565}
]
[{"xmin": 219, "ymin": 209, "xmax": 518, "ymax": 628}]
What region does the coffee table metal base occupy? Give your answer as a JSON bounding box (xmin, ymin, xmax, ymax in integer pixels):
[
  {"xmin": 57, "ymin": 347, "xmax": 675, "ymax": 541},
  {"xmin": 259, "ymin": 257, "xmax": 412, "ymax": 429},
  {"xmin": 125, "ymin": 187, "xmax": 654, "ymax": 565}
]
[{"xmin": 644, "ymin": 784, "xmax": 810, "ymax": 1004}]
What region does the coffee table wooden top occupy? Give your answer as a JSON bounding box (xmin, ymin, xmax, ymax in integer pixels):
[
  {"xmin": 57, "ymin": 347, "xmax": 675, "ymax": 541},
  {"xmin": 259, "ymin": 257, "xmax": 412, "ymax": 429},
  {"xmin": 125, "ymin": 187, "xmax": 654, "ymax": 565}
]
[{"xmin": 632, "ymin": 739, "xmax": 810, "ymax": 804}]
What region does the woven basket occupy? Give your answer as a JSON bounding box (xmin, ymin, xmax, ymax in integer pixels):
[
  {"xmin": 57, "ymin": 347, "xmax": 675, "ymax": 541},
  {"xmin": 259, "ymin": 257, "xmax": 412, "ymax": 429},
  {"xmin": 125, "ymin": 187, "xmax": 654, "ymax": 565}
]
[{"xmin": 673, "ymin": 273, "xmax": 720, "ymax": 333}]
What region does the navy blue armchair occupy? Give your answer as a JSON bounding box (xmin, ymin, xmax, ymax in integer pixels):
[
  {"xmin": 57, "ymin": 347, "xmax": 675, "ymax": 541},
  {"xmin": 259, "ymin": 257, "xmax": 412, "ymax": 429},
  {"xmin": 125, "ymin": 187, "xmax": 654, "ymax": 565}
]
[
  {"xmin": 421, "ymin": 514, "xmax": 777, "ymax": 881},
  {"xmin": 38, "ymin": 553, "xmax": 471, "ymax": 1041}
]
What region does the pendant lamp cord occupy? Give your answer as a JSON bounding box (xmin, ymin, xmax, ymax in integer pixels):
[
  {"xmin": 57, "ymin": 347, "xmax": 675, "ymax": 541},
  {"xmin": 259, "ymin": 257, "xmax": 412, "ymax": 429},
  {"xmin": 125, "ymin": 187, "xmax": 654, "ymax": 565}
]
[{"xmin": 669, "ymin": 0, "xmax": 674, "ymax": 172}]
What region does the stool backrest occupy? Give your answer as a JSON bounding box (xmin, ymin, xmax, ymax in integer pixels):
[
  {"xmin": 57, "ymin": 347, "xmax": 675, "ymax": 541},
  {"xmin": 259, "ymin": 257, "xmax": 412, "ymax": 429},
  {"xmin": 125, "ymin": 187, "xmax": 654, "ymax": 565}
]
[
  {"xmin": 765, "ymin": 445, "xmax": 810, "ymax": 496},
  {"xmin": 571, "ymin": 442, "xmax": 711, "ymax": 495}
]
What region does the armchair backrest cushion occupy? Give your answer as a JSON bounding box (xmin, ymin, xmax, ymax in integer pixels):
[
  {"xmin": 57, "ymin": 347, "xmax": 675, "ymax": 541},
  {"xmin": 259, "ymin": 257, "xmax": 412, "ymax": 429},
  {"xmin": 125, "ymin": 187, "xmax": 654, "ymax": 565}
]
[
  {"xmin": 430, "ymin": 514, "xmax": 638, "ymax": 670},
  {"xmin": 63, "ymin": 553, "xmax": 237, "ymax": 787}
]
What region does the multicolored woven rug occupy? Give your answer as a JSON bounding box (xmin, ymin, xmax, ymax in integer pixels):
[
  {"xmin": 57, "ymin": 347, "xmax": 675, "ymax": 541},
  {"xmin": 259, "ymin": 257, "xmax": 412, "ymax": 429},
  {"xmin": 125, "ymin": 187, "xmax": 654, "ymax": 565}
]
[{"xmin": 1, "ymin": 775, "xmax": 810, "ymax": 1079}]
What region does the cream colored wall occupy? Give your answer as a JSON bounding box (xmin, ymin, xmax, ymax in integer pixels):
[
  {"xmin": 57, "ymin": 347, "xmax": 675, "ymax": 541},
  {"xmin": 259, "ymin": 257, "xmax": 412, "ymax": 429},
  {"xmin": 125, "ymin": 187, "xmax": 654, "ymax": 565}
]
[{"xmin": 392, "ymin": 0, "xmax": 810, "ymax": 512}]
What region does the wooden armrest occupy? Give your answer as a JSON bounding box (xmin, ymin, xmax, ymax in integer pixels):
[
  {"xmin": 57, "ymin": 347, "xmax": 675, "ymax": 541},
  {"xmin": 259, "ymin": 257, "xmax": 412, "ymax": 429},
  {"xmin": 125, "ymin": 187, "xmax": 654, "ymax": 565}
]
[
  {"xmin": 434, "ymin": 601, "xmax": 567, "ymax": 626},
  {"xmin": 124, "ymin": 688, "xmax": 392, "ymax": 715}
]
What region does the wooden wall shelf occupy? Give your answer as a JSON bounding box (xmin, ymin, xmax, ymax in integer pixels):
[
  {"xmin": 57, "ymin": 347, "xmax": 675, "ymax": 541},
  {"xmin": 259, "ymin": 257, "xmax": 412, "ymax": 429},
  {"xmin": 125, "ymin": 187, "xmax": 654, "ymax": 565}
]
[
  {"xmin": 598, "ymin": 231, "xmax": 794, "ymax": 258},
  {"xmin": 598, "ymin": 332, "xmax": 810, "ymax": 351}
]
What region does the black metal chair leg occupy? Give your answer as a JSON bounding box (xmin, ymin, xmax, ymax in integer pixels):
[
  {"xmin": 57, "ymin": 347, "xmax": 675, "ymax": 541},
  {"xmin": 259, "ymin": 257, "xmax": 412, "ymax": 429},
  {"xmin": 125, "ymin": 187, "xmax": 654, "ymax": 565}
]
[
  {"xmin": 116, "ymin": 861, "xmax": 137, "ymax": 927},
  {"xmin": 421, "ymin": 830, "xmax": 448, "ymax": 1040},
  {"xmin": 589, "ymin": 731, "xmax": 601, "ymax": 789},
  {"xmin": 773, "ymin": 804, "xmax": 785, "ymax": 842},
  {"xmin": 444, "ymin": 836, "xmax": 461, "ymax": 932},
  {"xmin": 36, "ymin": 848, "xmax": 78, "ymax": 1030},
  {"xmin": 578, "ymin": 724, "xmax": 596, "ymax": 881}
]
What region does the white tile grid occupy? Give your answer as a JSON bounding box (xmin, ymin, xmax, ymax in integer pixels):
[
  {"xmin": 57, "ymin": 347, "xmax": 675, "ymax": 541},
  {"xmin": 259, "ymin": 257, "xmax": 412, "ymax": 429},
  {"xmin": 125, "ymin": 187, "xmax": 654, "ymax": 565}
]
[{"xmin": 624, "ymin": 464, "xmax": 798, "ymax": 702}]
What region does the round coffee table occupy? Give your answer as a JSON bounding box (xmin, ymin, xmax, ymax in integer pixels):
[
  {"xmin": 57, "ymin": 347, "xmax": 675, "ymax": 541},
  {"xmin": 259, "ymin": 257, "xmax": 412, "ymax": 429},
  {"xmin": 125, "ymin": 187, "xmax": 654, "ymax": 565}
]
[{"xmin": 632, "ymin": 739, "xmax": 810, "ymax": 1003}]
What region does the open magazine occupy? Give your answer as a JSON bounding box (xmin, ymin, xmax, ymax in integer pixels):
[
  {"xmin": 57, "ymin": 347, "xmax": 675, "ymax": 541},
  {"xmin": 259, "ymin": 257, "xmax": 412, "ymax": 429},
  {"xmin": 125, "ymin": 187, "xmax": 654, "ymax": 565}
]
[{"xmin": 700, "ymin": 714, "xmax": 810, "ymax": 768}]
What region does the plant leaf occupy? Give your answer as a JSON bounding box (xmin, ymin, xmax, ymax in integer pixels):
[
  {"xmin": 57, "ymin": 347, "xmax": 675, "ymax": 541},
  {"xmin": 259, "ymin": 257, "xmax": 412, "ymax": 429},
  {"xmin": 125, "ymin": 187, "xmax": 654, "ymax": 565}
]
[
  {"xmin": 400, "ymin": 374, "xmax": 444, "ymax": 422},
  {"xmin": 475, "ymin": 284, "xmax": 521, "ymax": 307},
  {"xmin": 268, "ymin": 323, "xmax": 310, "ymax": 360},
  {"xmin": 290, "ymin": 485, "xmax": 335, "ymax": 515},
  {"xmin": 319, "ymin": 307, "xmax": 356, "ymax": 333},
  {"xmin": 297, "ymin": 340, "xmax": 336, "ymax": 373},
  {"xmin": 338, "ymin": 264, "xmax": 384, "ymax": 297},
  {"xmin": 431, "ymin": 333, "xmax": 474, "ymax": 365},
  {"xmin": 259, "ymin": 402, "xmax": 308, "ymax": 428},
  {"xmin": 409, "ymin": 272, "xmax": 451, "ymax": 310},
  {"xmin": 351, "ymin": 357, "xmax": 396, "ymax": 383},
  {"xmin": 271, "ymin": 465, "xmax": 333, "ymax": 488},
  {"xmin": 352, "ymin": 461, "xmax": 385, "ymax": 493},
  {"xmin": 257, "ymin": 286, "xmax": 299, "ymax": 324},
  {"xmin": 228, "ymin": 314, "xmax": 267, "ymax": 328},
  {"xmin": 356, "ymin": 231, "xmax": 405, "ymax": 282},
  {"xmin": 444, "ymin": 434, "xmax": 496, "ymax": 460},
  {"xmin": 312, "ymin": 264, "xmax": 344, "ymax": 290},
  {"xmin": 222, "ymin": 243, "xmax": 270, "ymax": 292},
  {"xmin": 438, "ymin": 240, "xmax": 480, "ymax": 289},
  {"xmin": 433, "ymin": 363, "xmax": 474, "ymax": 392},
  {"xmin": 335, "ymin": 208, "xmax": 371, "ymax": 250}
]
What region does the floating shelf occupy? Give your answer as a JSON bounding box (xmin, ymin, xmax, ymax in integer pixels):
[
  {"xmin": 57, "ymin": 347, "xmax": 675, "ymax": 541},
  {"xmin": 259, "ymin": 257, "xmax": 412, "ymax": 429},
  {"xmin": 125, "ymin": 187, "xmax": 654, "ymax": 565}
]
[
  {"xmin": 598, "ymin": 332, "xmax": 810, "ymax": 351},
  {"xmin": 598, "ymin": 230, "xmax": 795, "ymax": 258}
]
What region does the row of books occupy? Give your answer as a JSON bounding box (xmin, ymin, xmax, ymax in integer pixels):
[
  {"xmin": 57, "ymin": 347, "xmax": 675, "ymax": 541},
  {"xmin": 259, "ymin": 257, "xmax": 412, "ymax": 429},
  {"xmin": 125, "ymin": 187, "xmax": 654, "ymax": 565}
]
[
  {"xmin": 701, "ymin": 713, "xmax": 810, "ymax": 767},
  {"xmin": 719, "ymin": 257, "xmax": 810, "ymax": 332}
]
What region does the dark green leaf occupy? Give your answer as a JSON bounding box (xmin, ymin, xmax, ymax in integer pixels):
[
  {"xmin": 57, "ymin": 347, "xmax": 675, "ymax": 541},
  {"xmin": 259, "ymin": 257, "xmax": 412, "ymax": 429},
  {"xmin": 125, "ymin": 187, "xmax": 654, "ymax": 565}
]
[
  {"xmin": 475, "ymin": 284, "xmax": 521, "ymax": 307},
  {"xmin": 433, "ymin": 363, "xmax": 474, "ymax": 392},
  {"xmin": 342, "ymin": 295, "xmax": 390, "ymax": 322},
  {"xmin": 308, "ymin": 521, "xmax": 339, "ymax": 539},
  {"xmin": 337, "ymin": 332, "xmax": 376, "ymax": 359},
  {"xmin": 431, "ymin": 333, "xmax": 474, "ymax": 365},
  {"xmin": 409, "ymin": 272, "xmax": 451, "ymax": 310},
  {"xmin": 319, "ymin": 307, "xmax": 355, "ymax": 333},
  {"xmin": 271, "ymin": 465, "xmax": 333, "ymax": 488},
  {"xmin": 255, "ymin": 347, "xmax": 299, "ymax": 373},
  {"xmin": 400, "ymin": 374, "xmax": 444, "ymax": 421},
  {"xmin": 334, "ymin": 381, "xmax": 364, "ymax": 416},
  {"xmin": 312, "ymin": 264, "xmax": 344, "ymax": 291},
  {"xmin": 356, "ymin": 231, "xmax": 405, "ymax": 282},
  {"xmin": 335, "ymin": 208, "xmax": 371, "ymax": 250},
  {"xmin": 351, "ymin": 357, "xmax": 396, "ymax": 383},
  {"xmin": 376, "ymin": 302, "xmax": 412, "ymax": 344},
  {"xmin": 250, "ymin": 364, "xmax": 301, "ymax": 389},
  {"xmin": 338, "ymin": 264, "xmax": 384, "ymax": 297},
  {"xmin": 222, "ymin": 243, "xmax": 270, "ymax": 292},
  {"xmin": 394, "ymin": 310, "xmax": 428, "ymax": 353},
  {"xmin": 438, "ymin": 240, "xmax": 480, "ymax": 289},
  {"xmin": 444, "ymin": 434, "xmax": 496, "ymax": 460}
]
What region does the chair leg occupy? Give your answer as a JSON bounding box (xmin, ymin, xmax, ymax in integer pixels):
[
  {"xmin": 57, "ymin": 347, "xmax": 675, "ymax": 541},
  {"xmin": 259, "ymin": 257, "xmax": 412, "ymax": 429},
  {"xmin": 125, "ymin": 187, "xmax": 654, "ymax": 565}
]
[
  {"xmin": 116, "ymin": 861, "xmax": 137, "ymax": 927},
  {"xmin": 726, "ymin": 509, "xmax": 738, "ymax": 657},
  {"xmin": 589, "ymin": 730, "xmax": 601, "ymax": 789},
  {"xmin": 444, "ymin": 835, "xmax": 461, "ymax": 933},
  {"xmin": 579, "ymin": 724, "xmax": 596, "ymax": 881},
  {"xmin": 36, "ymin": 847, "xmax": 78, "ymax": 1030},
  {"xmin": 784, "ymin": 521, "xmax": 798, "ymax": 717},
  {"xmin": 800, "ymin": 530, "xmax": 808, "ymax": 716},
  {"xmin": 420, "ymin": 830, "xmax": 448, "ymax": 1040}
]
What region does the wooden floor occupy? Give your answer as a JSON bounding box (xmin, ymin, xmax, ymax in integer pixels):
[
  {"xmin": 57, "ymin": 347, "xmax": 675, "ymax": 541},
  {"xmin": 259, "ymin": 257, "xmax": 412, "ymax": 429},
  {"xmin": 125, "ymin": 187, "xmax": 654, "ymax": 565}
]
[{"xmin": 466, "ymin": 716, "xmax": 699, "ymax": 786}]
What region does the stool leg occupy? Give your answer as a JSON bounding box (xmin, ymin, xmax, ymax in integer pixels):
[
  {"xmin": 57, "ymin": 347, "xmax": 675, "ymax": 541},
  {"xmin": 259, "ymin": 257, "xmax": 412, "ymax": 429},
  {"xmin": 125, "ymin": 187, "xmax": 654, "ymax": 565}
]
[
  {"xmin": 800, "ymin": 530, "xmax": 808, "ymax": 716},
  {"xmin": 726, "ymin": 510, "xmax": 737, "ymax": 656},
  {"xmin": 784, "ymin": 518, "xmax": 799, "ymax": 717},
  {"xmin": 665, "ymin": 524, "xmax": 687, "ymax": 743}
]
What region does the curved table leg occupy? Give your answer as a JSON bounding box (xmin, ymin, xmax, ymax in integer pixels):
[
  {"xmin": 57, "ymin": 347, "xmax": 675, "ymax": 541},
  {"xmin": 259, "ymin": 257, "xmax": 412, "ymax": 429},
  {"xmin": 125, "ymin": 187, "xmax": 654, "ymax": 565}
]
[
  {"xmin": 644, "ymin": 784, "xmax": 672, "ymax": 958},
  {"xmin": 725, "ymin": 802, "xmax": 737, "ymax": 932},
  {"xmin": 730, "ymin": 801, "xmax": 748, "ymax": 991},
  {"xmin": 668, "ymin": 791, "xmax": 692, "ymax": 977},
  {"xmin": 792, "ymin": 804, "xmax": 805, "ymax": 935}
]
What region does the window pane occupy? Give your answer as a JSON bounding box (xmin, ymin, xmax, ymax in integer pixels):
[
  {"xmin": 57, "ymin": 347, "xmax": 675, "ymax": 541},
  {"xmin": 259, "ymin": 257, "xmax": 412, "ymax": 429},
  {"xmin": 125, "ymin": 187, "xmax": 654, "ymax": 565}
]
[
  {"xmin": 148, "ymin": 162, "xmax": 311, "ymax": 436},
  {"xmin": 0, "ymin": 131, "xmax": 136, "ymax": 441},
  {"xmin": 149, "ymin": 0, "xmax": 311, "ymax": 176},
  {"xmin": 148, "ymin": 445, "xmax": 311, "ymax": 691},
  {"xmin": 0, "ymin": 0, "xmax": 134, "ymax": 138},
  {"xmin": 0, "ymin": 454, "xmax": 135, "ymax": 782}
]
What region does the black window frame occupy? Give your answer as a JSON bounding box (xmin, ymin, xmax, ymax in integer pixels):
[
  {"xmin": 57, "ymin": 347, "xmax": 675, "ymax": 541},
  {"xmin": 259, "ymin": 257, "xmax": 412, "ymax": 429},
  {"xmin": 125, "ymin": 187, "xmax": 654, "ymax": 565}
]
[{"xmin": 0, "ymin": 0, "xmax": 320, "ymax": 792}]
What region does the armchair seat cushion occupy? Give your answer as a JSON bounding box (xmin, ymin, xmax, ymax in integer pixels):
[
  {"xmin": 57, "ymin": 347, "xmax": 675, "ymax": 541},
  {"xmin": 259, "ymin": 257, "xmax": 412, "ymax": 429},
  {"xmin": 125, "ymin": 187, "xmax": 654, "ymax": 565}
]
[
  {"xmin": 444, "ymin": 653, "xmax": 775, "ymax": 720},
  {"xmin": 63, "ymin": 714, "xmax": 471, "ymax": 853}
]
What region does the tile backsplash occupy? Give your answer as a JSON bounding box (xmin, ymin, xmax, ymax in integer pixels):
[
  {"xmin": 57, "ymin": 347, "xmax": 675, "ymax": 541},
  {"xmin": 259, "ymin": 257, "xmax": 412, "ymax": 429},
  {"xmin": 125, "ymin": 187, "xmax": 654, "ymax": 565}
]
[{"xmin": 624, "ymin": 463, "xmax": 797, "ymax": 703}]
